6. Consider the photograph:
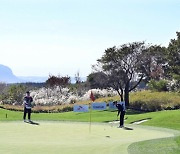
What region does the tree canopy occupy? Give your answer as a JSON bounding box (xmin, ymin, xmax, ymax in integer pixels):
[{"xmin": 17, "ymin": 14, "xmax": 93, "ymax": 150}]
[
  {"xmin": 167, "ymin": 32, "xmax": 180, "ymax": 77},
  {"xmin": 93, "ymin": 42, "xmax": 167, "ymax": 106}
]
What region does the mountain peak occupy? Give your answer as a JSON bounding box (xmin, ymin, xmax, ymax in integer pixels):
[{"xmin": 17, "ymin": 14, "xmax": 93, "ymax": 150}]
[
  {"xmin": 0, "ymin": 64, "xmax": 48, "ymax": 83},
  {"xmin": 0, "ymin": 64, "xmax": 14, "ymax": 75},
  {"xmin": 0, "ymin": 64, "xmax": 21, "ymax": 83}
]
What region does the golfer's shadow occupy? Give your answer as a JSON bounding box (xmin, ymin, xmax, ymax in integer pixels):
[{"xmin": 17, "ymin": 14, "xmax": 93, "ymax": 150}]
[
  {"xmin": 25, "ymin": 121, "xmax": 40, "ymax": 125},
  {"xmin": 123, "ymin": 126, "xmax": 133, "ymax": 130}
]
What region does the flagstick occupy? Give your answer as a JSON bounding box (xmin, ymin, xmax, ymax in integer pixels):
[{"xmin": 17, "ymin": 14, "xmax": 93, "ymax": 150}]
[
  {"xmin": 89, "ymin": 102, "xmax": 92, "ymax": 133},
  {"xmin": 89, "ymin": 91, "xmax": 95, "ymax": 134}
]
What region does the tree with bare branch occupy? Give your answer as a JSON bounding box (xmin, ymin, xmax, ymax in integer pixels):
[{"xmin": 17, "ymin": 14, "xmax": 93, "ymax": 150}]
[{"xmin": 95, "ymin": 42, "xmax": 164, "ymax": 107}]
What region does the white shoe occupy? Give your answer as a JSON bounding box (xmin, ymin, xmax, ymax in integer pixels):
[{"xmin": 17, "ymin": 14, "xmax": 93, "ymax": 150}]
[{"xmin": 118, "ymin": 125, "xmax": 124, "ymax": 128}]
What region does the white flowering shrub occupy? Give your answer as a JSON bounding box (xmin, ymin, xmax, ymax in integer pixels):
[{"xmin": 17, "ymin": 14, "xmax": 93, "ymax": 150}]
[
  {"xmin": 29, "ymin": 86, "xmax": 117, "ymax": 106},
  {"xmin": 80, "ymin": 88, "xmax": 117, "ymax": 101},
  {"xmin": 167, "ymin": 79, "xmax": 180, "ymax": 92}
]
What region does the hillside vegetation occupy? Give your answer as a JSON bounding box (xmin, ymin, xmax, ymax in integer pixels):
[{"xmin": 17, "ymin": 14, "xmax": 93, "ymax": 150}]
[
  {"xmin": 0, "ymin": 91, "xmax": 179, "ymax": 113},
  {"xmin": 130, "ymin": 90, "xmax": 180, "ymax": 111}
]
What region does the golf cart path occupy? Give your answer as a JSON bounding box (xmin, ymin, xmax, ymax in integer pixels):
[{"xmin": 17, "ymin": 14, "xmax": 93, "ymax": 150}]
[{"xmin": 0, "ymin": 121, "xmax": 178, "ymax": 154}]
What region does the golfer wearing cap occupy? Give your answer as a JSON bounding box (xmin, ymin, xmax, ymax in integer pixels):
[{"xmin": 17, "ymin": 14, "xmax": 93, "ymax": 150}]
[
  {"xmin": 113, "ymin": 101, "xmax": 126, "ymax": 128},
  {"xmin": 23, "ymin": 91, "xmax": 33, "ymax": 122}
]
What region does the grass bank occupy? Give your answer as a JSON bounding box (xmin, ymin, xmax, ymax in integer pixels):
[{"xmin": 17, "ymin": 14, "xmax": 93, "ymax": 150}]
[
  {"xmin": 0, "ymin": 108, "xmax": 180, "ymax": 153},
  {"xmin": 1, "ymin": 108, "xmax": 179, "ymax": 131}
]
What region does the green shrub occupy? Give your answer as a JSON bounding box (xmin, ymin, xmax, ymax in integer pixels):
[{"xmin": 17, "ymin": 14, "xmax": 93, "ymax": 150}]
[
  {"xmin": 60, "ymin": 106, "xmax": 73, "ymax": 112},
  {"xmin": 148, "ymin": 80, "xmax": 168, "ymax": 92}
]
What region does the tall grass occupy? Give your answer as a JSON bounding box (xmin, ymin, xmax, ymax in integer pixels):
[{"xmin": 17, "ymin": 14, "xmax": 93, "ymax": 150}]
[
  {"xmin": 130, "ymin": 90, "xmax": 180, "ymax": 111},
  {"xmin": 1, "ymin": 91, "xmax": 179, "ymax": 112}
]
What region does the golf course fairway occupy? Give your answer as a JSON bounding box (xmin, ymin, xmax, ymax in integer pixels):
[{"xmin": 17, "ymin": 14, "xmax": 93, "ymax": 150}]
[{"xmin": 0, "ymin": 121, "xmax": 177, "ymax": 154}]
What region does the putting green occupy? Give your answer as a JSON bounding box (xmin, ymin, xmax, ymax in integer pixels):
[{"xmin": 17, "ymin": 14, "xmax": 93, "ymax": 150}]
[{"xmin": 0, "ymin": 121, "xmax": 176, "ymax": 154}]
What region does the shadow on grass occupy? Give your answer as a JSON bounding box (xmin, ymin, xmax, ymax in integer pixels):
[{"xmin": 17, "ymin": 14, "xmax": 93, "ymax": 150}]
[
  {"xmin": 123, "ymin": 126, "xmax": 134, "ymax": 130},
  {"xmin": 24, "ymin": 121, "xmax": 40, "ymax": 125}
]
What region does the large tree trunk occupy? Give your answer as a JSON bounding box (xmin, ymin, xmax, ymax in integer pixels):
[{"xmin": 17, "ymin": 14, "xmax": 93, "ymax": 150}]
[
  {"xmin": 120, "ymin": 93, "xmax": 123, "ymax": 102},
  {"xmin": 124, "ymin": 81, "xmax": 130, "ymax": 107},
  {"xmin": 124, "ymin": 90, "xmax": 129, "ymax": 107}
]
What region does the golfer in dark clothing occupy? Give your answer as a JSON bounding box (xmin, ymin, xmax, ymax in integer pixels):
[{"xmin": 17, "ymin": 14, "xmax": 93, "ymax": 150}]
[
  {"xmin": 113, "ymin": 101, "xmax": 126, "ymax": 128},
  {"xmin": 23, "ymin": 91, "xmax": 33, "ymax": 122}
]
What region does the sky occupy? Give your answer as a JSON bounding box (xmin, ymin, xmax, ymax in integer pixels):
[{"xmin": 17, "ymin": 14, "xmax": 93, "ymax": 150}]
[{"xmin": 0, "ymin": 0, "xmax": 180, "ymax": 77}]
